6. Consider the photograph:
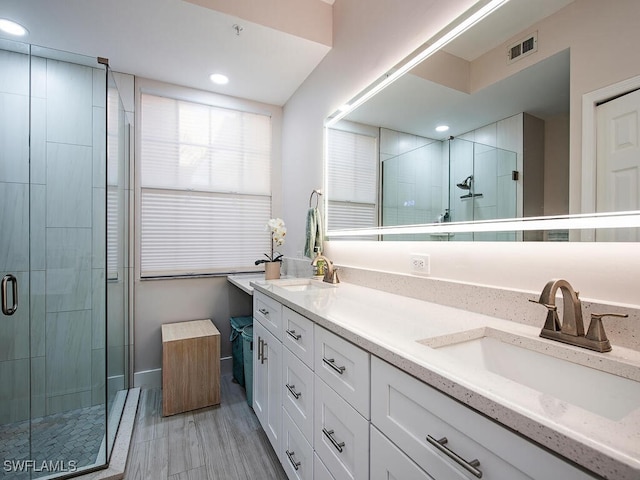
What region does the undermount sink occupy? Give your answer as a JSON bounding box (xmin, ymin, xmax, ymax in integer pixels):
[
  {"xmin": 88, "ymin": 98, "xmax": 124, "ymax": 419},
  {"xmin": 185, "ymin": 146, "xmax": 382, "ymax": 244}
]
[
  {"xmin": 276, "ymin": 279, "xmax": 335, "ymax": 292},
  {"xmin": 418, "ymin": 327, "xmax": 640, "ymax": 421}
]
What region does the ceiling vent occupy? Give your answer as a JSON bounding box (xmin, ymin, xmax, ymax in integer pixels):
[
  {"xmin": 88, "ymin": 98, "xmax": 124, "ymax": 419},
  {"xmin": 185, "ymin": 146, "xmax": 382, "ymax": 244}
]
[{"xmin": 507, "ymin": 32, "xmax": 538, "ymax": 64}]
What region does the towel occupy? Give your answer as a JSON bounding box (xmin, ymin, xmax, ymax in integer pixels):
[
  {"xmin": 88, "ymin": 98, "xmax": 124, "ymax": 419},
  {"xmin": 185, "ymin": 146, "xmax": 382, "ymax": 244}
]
[{"xmin": 304, "ymin": 207, "xmax": 324, "ymax": 258}]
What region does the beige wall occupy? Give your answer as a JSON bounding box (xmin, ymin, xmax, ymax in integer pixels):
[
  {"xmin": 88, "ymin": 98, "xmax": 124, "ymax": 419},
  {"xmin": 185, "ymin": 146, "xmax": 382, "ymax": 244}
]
[{"xmin": 281, "ymin": 0, "xmax": 640, "ymax": 307}]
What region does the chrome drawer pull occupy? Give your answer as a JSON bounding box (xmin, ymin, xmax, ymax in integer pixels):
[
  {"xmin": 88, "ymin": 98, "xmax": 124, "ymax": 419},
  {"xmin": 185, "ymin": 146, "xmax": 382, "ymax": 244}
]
[
  {"xmin": 322, "ymin": 428, "xmax": 345, "ymax": 453},
  {"xmin": 258, "ymin": 308, "xmax": 269, "ymax": 316},
  {"xmin": 261, "ymin": 339, "xmax": 267, "ymax": 364},
  {"xmin": 322, "ymin": 357, "xmax": 346, "ymax": 374},
  {"xmin": 286, "ymin": 450, "xmax": 301, "ymax": 470},
  {"xmin": 257, "ymin": 336, "xmax": 263, "ymax": 361},
  {"xmin": 286, "ymin": 329, "xmax": 302, "ymax": 341},
  {"xmin": 426, "ymin": 435, "xmax": 482, "ymax": 478},
  {"xmin": 286, "ymin": 383, "xmax": 301, "ymax": 399}
]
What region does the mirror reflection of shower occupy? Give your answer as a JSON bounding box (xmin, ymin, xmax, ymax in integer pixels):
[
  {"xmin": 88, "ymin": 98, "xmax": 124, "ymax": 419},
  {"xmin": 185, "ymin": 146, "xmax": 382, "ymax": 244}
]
[{"xmin": 456, "ymin": 174, "xmax": 483, "ymax": 199}]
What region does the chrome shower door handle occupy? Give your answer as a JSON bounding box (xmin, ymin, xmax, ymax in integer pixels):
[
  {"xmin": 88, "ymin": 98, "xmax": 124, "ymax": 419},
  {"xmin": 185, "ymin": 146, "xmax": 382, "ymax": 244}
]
[{"xmin": 1, "ymin": 274, "xmax": 18, "ymax": 315}]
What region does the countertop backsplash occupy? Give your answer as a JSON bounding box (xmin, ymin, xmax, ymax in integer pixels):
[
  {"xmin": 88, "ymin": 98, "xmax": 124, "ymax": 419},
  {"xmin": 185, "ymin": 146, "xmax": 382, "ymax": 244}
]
[{"xmin": 283, "ymin": 257, "xmax": 639, "ymax": 352}]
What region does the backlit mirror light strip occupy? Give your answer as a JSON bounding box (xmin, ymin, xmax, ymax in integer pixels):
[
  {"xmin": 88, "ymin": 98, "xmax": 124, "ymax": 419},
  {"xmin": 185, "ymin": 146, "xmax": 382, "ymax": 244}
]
[{"xmin": 326, "ymin": 211, "xmax": 640, "ymax": 237}]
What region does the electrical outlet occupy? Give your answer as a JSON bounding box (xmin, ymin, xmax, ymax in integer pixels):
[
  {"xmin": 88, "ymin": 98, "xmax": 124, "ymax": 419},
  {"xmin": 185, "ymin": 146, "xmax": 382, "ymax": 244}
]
[{"xmin": 410, "ymin": 254, "xmax": 430, "ymax": 275}]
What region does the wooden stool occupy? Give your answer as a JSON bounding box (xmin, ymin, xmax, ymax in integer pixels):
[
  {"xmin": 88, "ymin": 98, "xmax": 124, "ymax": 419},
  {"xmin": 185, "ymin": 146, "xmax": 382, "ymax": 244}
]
[{"xmin": 161, "ymin": 319, "xmax": 220, "ymax": 416}]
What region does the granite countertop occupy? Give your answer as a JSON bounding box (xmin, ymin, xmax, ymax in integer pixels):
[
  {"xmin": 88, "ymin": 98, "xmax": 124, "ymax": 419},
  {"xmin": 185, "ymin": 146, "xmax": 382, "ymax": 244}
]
[{"xmin": 251, "ymin": 278, "xmax": 640, "ymax": 480}]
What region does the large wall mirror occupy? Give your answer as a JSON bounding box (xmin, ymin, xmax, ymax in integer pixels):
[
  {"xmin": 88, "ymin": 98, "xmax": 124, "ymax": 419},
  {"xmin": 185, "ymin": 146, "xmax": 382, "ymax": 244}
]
[{"xmin": 325, "ymin": 0, "xmax": 640, "ymax": 241}]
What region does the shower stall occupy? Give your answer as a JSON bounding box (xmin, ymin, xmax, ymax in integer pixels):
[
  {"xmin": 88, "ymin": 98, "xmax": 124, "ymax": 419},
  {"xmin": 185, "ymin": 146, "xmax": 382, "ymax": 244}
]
[
  {"xmin": 381, "ymin": 136, "xmax": 518, "ymax": 241},
  {"xmin": 0, "ymin": 39, "xmax": 131, "ymax": 478}
]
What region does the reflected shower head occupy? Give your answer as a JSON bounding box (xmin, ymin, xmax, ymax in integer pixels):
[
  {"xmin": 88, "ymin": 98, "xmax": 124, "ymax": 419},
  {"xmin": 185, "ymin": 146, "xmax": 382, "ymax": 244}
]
[{"xmin": 456, "ymin": 175, "xmax": 473, "ymax": 190}]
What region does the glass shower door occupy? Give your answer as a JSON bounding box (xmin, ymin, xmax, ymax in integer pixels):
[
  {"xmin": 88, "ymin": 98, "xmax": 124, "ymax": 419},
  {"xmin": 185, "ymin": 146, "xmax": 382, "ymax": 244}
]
[
  {"xmin": 0, "ymin": 38, "xmax": 32, "ymax": 479},
  {"xmin": 0, "ymin": 40, "xmax": 109, "ymax": 479}
]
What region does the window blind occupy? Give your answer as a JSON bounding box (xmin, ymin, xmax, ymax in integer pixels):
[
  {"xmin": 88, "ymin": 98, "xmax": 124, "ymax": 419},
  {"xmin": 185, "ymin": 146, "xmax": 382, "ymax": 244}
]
[
  {"xmin": 140, "ymin": 93, "xmax": 272, "ymax": 276},
  {"xmin": 327, "ymin": 128, "xmax": 378, "ymax": 231}
]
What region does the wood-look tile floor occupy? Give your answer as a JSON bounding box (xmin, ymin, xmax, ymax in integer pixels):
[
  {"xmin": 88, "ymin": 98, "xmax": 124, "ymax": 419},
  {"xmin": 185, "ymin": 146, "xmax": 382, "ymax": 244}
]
[{"xmin": 123, "ymin": 374, "xmax": 287, "ymax": 480}]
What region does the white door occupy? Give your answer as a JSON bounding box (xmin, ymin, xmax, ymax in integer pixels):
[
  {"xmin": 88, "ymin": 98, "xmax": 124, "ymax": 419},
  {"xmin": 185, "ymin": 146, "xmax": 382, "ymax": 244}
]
[{"xmin": 596, "ymin": 88, "xmax": 640, "ymax": 241}]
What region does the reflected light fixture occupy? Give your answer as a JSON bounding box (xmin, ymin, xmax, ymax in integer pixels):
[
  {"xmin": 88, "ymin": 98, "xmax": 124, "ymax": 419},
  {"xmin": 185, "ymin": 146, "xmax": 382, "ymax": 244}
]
[
  {"xmin": 326, "ymin": 0, "xmax": 510, "ymax": 127},
  {"xmin": 209, "ymin": 73, "xmax": 229, "ymax": 85},
  {"xmin": 436, "ymin": 125, "xmax": 450, "ymax": 132},
  {"xmin": 0, "ymin": 18, "xmax": 28, "ymax": 36}
]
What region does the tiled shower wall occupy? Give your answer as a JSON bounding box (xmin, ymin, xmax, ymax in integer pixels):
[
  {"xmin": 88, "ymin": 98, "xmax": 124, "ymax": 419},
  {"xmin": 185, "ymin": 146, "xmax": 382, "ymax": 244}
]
[{"xmin": 0, "ymin": 49, "xmax": 106, "ymax": 423}]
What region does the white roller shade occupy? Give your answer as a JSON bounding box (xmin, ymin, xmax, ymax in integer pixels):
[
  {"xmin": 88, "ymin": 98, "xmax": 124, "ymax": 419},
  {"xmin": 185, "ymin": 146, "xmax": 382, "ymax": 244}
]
[{"xmin": 140, "ymin": 93, "xmax": 272, "ymax": 276}]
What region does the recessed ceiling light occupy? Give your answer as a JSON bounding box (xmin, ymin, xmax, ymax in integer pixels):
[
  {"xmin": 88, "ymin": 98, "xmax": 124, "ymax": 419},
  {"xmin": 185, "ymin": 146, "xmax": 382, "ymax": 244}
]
[
  {"xmin": 209, "ymin": 73, "xmax": 229, "ymax": 85},
  {"xmin": 435, "ymin": 125, "xmax": 450, "ymax": 132},
  {"xmin": 0, "ymin": 19, "xmax": 28, "ymax": 36}
]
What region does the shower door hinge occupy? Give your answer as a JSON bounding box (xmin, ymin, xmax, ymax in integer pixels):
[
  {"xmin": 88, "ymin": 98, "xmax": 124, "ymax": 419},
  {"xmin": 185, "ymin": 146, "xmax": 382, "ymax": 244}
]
[{"xmin": 512, "ymin": 170, "xmax": 520, "ymax": 181}]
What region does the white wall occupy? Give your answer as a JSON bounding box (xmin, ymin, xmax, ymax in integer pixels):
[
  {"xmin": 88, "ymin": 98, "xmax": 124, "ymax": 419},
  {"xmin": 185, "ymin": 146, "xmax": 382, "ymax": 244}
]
[{"xmin": 281, "ymin": 0, "xmax": 640, "ymax": 307}]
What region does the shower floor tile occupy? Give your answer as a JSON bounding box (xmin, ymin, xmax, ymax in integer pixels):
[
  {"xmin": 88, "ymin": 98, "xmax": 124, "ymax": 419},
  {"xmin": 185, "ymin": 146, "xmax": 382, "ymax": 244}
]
[{"xmin": 0, "ymin": 404, "xmax": 105, "ymax": 478}]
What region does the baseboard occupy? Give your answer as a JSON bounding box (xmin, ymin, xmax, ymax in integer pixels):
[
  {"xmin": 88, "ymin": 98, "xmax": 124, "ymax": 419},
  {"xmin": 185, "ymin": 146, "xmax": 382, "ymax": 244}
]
[{"xmin": 134, "ymin": 357, "xmax": 232, "ymax": 389}]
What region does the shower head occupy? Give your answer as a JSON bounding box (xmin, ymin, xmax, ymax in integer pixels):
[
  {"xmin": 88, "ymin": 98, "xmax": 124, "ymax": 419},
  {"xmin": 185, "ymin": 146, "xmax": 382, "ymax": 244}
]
[{"xmin": 456, "ymin": 175, "xmax": 473, "ymax": 190}]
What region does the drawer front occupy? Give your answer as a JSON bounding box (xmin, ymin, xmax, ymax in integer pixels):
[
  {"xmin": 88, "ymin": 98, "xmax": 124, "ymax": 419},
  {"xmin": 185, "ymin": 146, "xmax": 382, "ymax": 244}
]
[
  {"xmin": 314, "ymin": 377, "xmax": 369, "ymax": 480},
  {"xmin": 254, "ymin": 292, "xmax": 283, "ymax": 338},
  {"xmin": 314, "ymin": 326, "xmax": 370, "ymax": 419},
  {"xmin": 371, "ymin": 357, "xmax": 593, "ymax": 480},
  {"xmin": 282, "ymin": 409, "xmax": 314, "ymax": 480},
  {"xmin": 283, "ymin": 306, "xmax": 314, "ymax": 368},
  {"xmin": 370, "ymin": 425, "xmax": 433, "ymax": 480},
  {"xmin": 283, "ymin": 347, "xmax": 314, "ymax": 444},
  {"xmin": 314, "ymin": 453, "xmax": 335, "ymax": 480}
]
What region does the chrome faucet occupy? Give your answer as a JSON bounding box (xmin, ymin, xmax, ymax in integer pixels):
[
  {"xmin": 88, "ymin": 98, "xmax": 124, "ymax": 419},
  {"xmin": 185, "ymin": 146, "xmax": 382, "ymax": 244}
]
[
  {"xmin": 311, "ymin": 255, "xmax": 340, "ymax": 284},
  {"xmin": 530, "ymin": 279, "xmax": 628, "ymax": 352}
]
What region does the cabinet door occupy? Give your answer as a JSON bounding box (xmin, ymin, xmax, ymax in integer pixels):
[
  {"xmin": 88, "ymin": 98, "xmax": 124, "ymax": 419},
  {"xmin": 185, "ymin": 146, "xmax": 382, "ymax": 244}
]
[
  {"xmin": 283, "ymin": 306, "xmax": 314, "ymax": 368},
  {"xmin": 254, "ymin": 291, "xmax": 283, "ymax": 339},
  {"xmin": 315, "ymin": 325, "xmax": 370, "ymax": 419},
  {"xmin": 283, "ymin": 347, "xmax": 314, "ymax": 444},
  {"xmin": 254, "ymin": 319, "xmax": 282, "ymax": 456},
  {"xmin": 314, "ymin": 377, "xmax": 369, "ymax": 480},
  {"xmin": 282, "ymin": 409, "xmax": 314, "ymax": 480},
  {"xmin": 370, "ymin": 425, "xmax": 433, "ymax": 480}
]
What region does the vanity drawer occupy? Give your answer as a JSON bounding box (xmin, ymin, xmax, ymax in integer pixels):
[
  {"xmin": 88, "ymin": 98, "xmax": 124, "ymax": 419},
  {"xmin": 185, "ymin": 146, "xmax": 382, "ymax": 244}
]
[
  {"xmin": 283, "ymin": 306, "xmax": 314, "ymax": 368},
  {"xmin": 370, "ymin": 425, "xmax": 432, "ymax": 480},
  {"xmin": 282, "ymin": 409, "xmax": 314, "ymax": 480},
  {"xmin": 314, "ymin": 326, "xmax": 370, "ymax": 419},
  {"xmin": 371, "ymin": 357, "xmax": 594, "ymax": 480},
  {"xmin": 314, "ymin": 377, "xmax": 369, "ymax": 480},
  {"xmin": 314, "ymin": 453, "xmax": 336, "ymax": 480},
  {"xmin": 254, "ymin": 292, "xmax": 283, "ymax": 338},
  {"xmin": 283, "ymin": 347, "xmax": 314, "ymax": 444}
]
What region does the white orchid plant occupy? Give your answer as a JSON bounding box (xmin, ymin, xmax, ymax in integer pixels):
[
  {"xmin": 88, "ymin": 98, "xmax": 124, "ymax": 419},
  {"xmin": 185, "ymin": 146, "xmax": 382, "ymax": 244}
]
[{"xmin": 256, "ymin": 218, "xmax": 286, "ymax": 265}]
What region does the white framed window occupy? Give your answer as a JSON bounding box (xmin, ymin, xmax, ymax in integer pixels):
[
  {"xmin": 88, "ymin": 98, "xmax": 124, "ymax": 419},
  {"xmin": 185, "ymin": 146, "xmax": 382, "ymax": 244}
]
[
  {"xmin": 327, "ymin": 127, "xmax": 378, "ymax": 232},
  {"xmin": 139, "ymin": 92, "xmax": 272, "ymax": 277}
]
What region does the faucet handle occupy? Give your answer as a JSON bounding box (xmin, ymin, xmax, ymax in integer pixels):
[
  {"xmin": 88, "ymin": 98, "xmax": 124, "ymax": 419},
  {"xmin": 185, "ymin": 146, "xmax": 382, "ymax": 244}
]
[
  {"xmin": 529, "ymin": 299, "xmax": 561, "ymax": 332},
  {"xmin": 586, "ymin": 312, "xmax": 628, "ymax": 343}
]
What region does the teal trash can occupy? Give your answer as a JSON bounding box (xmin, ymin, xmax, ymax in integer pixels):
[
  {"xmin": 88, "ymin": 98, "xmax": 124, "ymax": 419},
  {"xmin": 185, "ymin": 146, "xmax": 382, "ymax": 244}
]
[
  {"xmin": 230, "ymin": 316, "xmax": 253, "ymax": 386},
  {"xmin": 241, "ymin": 324, "xmax": 254, "ymax": 407}
]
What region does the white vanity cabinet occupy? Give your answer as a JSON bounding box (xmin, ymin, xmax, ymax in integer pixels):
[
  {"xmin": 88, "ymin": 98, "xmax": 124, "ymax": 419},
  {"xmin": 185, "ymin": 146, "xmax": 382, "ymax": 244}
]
[
  {"xmin": 253, "ymin": 293, "xmax": 283, "ymax": 458},
  {"xmin": 314, "ymin": 376, "xmax": 369, "ymax": 480},
  {"xmin": 283, "ymin": 306, "xmax": 315, "ymax": 367},
  {"xmin": 314, "ymin": 326, "xmax": 370, "ymax": 419},
  {"xmin": 370, "ymin": 357, "xmax": 595, "ymax": 480},
  {"xmin": 282, "ymin": 409, "xmax": 314, "ymax": 480},
  {"xmin": 370, "ymin": 425, "xmax": 432, "ymax": 480},
  {"xmin": 283, "ymin": 347, "xmax": 315, "ymax": 442}
]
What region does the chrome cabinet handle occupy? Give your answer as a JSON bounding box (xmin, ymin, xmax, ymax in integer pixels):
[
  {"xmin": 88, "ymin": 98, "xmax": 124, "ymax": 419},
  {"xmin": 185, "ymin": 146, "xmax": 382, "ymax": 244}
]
[
  {"xmin": 285, "ymin": 450, "xmax": 301, "ymax": 470},
  {"xmin": 1, "ymin": 274, "xmax": 18, "ymax": 316},
  {"xmin": 285, "ymin": 383, "xmax": 301, "ymax": 399},
  {"xmin": 261, "ymin": 339, "xmax": 267, "ymax": 364},
  {"xmin": 286, "ymin": 329, "xmax": 302, "ymax": 341},
  {"xmin": 258, "ymin": 308, "xmax": 269, "ymax": 316},
  {"xmin": 257, "ymin": 336, "xmax": 262, "ymax": 360},
  {"xmin": 322, "ymin": 428, "xmax": 345, "ymax": 453},
  {"xmin": 426, "ymin": 435, "xmax": 482, "ymax": 478},
  {"xmin": 322, "ymin": 357, "xmax": 345, "ymax": 374}
]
